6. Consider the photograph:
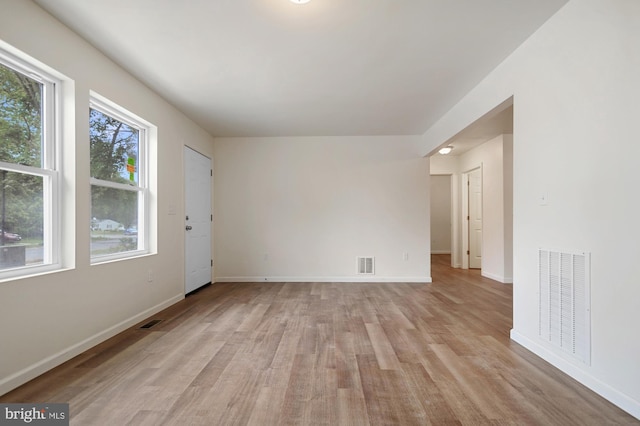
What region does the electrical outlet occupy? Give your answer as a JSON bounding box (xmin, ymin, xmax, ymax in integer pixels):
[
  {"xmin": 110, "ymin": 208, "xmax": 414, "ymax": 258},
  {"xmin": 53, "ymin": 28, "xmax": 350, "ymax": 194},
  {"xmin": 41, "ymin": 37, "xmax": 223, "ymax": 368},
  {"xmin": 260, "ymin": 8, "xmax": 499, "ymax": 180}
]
[
  {"xmin": 147, "ymin": 269, "xmax": 153, "ymax": 282},
  {"xmin": 403, "ymin": 252, "xmax": 409, "ymax": 261}
]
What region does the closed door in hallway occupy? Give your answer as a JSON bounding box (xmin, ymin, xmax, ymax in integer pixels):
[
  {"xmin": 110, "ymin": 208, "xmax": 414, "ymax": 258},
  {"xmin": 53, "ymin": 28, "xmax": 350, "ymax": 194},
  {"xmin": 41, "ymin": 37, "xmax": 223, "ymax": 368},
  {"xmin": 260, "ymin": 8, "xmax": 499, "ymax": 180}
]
[{"xmin": 468, "ymin": 168, "xmax": 482, "ymax": 269}]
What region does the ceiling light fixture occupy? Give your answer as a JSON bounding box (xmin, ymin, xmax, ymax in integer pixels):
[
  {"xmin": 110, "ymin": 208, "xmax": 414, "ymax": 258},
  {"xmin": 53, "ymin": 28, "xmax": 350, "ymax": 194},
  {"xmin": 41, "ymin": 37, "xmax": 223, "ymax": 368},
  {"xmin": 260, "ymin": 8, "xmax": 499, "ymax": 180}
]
[
  {"xmin": 438, "ymin": 145, "xmax": 453, "ymax": 155},
  {"xmin": 290, "ymin": 0, "xmax": 311, "ymax": 3}
]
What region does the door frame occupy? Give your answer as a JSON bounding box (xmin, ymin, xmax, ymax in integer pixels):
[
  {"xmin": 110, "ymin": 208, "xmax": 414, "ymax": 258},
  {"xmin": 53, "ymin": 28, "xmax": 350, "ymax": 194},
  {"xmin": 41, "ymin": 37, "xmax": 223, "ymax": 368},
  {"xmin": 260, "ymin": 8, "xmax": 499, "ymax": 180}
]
[{"xmin": 461, "ymin": 165, "xmax": 482, "ymax": 270}]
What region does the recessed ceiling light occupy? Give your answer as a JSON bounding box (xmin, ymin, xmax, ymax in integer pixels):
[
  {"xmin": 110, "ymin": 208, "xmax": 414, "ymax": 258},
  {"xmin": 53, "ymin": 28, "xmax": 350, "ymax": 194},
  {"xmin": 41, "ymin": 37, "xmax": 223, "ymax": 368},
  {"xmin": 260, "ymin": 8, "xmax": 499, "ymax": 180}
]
[
  {"xmin": 438, "ymin": 145, "xmax": 453, "ymax": 155},
  {"xmin": 290, "ymin": 0, "xmax": 311, "ymax": 4}
]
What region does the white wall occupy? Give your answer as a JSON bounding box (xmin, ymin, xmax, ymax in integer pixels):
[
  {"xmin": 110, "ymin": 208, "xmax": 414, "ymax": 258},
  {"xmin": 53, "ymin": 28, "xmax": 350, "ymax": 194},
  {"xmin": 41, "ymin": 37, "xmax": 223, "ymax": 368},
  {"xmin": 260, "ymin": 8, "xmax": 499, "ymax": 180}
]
[
  {"xmin": 421, "ymin": 0, "xmax": 640, "ymax": 418},
  {"xmin": 213, "ymin": 136, "xmax": 430, "ymax": 282},
  {"xmin": 430, "ymin": 175, "xmax": 452, "ymax": 254},
  {"xmin": 0, "ymin": 0, "xmax": 215, "ymax": 395}
]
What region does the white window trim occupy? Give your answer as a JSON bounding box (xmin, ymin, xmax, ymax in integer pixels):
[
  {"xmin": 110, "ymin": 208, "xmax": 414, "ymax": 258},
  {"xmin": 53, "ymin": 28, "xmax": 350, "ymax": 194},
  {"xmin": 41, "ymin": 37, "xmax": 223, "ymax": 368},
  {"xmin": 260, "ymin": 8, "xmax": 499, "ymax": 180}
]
[
  {"xmin": 89, "ymin": 92, "xmax": 151, "ymax": 264},
  {"xmin": 0, "ymin": 48, "xmax": 62, "ymax": 281}
]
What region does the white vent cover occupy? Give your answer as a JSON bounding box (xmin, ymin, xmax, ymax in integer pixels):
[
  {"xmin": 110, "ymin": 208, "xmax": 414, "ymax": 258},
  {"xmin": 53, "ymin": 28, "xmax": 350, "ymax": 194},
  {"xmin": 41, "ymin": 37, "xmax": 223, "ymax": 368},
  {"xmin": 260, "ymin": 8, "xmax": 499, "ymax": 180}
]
[
  {"xmin": 357, "ymin": 257, "xmax": 375, "ymax": 275},
  {"xmin": 539, "ymin": 249, "xmax": 591, "ymax": 365}
]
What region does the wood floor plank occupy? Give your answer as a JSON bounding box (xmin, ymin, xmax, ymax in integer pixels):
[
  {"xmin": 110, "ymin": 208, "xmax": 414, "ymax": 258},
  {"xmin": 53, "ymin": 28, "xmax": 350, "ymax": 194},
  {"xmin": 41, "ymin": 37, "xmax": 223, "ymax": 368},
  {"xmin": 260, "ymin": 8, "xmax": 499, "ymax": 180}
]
[
  {"xmin": 309, "ymin": 362, "xmax": 338, "ymax": 425},
  {"xmin": 278, "ymin": 354, "xmax": 316, "ymax": 425},
  {"xmin": 348, "ymin": 317, "xmax": 376, "ymax": 356},
  {"xmin": 236, "ymin": 303, "xmax": 271, "ymax": 332},
  {"xmin": 1, "ymin": 255, "xmax": 637, "ymax": 425},
  {"xmin": 356, "ymin": 354, "xmax": 400, "ymax": 424},
  {"xmin": 246, "ymin": 386, "xmax": 286, "ymax": 426},
  {"xmin": 126, "ymin": 409, "xmax": 167, "ymax": 426},
  {"xmin": 335, "ymin": 331, "xmax": 360, "ymax": 390},
  {"xmin": 210, "ymin": 358, "xmax": 267, "ymax": 426},
  {"xmin": 188, "ymin": 338, "xmax": 242, "ymax": 388},
  {"xmin": 337, "ymin": 388, "xmax": 370, "ymax": 426},
  {"xmin": 357, "ymin": 354, "xmax": 427, "ymax": 425},
  {"xmin": 364, "ymin": 323, "xmax": 402, "ymax": 371},
  {"xmin": 399, "ymin": 362, "xmax": 460, "ymax": 425}
]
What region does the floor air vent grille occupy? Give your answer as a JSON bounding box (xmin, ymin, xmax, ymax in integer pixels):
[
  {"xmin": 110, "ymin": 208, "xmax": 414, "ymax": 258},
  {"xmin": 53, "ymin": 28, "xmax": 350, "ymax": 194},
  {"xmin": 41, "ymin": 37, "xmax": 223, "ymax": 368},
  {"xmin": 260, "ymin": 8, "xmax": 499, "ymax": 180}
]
[
  {"xmin": 140, "ymin": 319, "xmax": 162, "ymax": 329},
  {"xmin": 538, "ymin": 249, "xmax": 590, "ymax": 365},
  {"xmin": 357, "ymin": 257, "xmax": 375, "ymax": 275}
]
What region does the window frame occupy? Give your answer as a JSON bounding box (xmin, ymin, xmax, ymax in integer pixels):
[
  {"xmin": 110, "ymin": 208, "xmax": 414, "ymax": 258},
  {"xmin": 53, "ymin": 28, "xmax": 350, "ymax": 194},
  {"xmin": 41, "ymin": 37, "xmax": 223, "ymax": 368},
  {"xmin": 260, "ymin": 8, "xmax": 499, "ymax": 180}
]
[
  {"xmin": 0, "ymin": 48, "xmax": 61, "ymax": 281},
  {"xmin": 89, "ymin": 93, "xmax": 150, "ymax": 264}
]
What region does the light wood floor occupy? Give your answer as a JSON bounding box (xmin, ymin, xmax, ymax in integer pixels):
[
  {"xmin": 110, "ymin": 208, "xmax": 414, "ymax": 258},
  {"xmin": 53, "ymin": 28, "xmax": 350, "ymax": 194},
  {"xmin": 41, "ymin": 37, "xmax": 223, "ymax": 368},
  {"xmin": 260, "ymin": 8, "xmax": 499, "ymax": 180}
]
[{"xmin": 2, "ymin": 255, "xmax": 637, "ymax": 425}]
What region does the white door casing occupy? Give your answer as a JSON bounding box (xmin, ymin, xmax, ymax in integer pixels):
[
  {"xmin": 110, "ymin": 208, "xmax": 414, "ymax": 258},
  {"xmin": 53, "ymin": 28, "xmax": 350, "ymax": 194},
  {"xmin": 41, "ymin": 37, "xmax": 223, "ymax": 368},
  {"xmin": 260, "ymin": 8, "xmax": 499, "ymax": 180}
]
[
  {"xmin": 468, "ymin": 168, "xmax": 482, "ymax": 269},
  {"xmin": 184, "ymin": 146, "xmax": 212, "ymax": 294}
]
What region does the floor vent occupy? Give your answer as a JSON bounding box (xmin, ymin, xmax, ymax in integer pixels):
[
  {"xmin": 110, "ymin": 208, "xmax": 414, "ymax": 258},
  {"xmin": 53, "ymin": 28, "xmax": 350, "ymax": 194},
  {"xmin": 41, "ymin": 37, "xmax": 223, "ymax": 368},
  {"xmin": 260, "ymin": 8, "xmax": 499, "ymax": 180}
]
[
  {"xmin": 538, "ymin": 249, "xmax": 591, "ymax": 365},
  {"xmin": 357, "ymin": 256, "xmax": 375, "ymax": 275},
  {"xmin": 140, "ymin": 319, "xmax": 162, "ymax": 329}
]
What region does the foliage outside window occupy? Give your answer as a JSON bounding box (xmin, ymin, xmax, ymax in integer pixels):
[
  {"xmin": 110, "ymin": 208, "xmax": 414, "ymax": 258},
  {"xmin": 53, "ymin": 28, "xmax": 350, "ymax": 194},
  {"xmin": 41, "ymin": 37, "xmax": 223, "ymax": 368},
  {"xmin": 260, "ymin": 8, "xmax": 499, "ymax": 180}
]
[
  {"xmin": 0, "ymin": 50, "xmax": 59, "ymax": 278},
  {"xmin": 90, "ymin": 95, "xmax": 149, "ymax": 262}
]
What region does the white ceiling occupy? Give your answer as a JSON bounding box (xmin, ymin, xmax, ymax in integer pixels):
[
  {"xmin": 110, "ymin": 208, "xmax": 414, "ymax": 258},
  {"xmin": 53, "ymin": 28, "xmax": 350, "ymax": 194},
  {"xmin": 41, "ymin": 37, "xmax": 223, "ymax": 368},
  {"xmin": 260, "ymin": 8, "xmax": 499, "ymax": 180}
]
[{"xmin": 33, "ymin": 0, "xmax": 567, "ymax": 137}]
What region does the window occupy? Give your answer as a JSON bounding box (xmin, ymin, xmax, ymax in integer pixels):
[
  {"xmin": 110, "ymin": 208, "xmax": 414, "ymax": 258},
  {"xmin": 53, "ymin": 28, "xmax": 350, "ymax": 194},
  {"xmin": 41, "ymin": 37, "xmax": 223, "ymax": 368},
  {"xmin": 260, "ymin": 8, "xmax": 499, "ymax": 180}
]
[
  {"xmin": 0, "ymin": 49, "xmax": 60, "ymax": 278},
  {"xmin": 89, "ymin": 94, "xmax": 150, "ymax": 262}
]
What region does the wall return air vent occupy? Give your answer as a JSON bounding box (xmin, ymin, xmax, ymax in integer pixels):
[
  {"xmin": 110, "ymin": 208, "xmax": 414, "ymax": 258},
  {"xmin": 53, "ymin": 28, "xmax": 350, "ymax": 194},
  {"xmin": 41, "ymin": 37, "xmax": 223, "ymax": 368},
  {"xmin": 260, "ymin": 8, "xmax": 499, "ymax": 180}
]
[
  {"xmin": 357, "ymin": 257, "xmax": 375, "ymax": 275},
  {"xmin": 538, "ymin": 249, "xmax": 591, "ymax": 365}
]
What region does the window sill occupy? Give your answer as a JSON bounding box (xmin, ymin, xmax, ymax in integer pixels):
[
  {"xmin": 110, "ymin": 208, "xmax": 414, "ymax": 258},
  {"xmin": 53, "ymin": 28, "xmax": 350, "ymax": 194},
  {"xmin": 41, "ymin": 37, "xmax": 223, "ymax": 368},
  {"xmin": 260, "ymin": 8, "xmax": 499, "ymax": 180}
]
[
  {"xmin": 0, "ymin": 264, "xmax": 73, "ymax": 284},
  {"xmin": 90, "ymin": 250, "xmax": 155, "ymax": 266}
]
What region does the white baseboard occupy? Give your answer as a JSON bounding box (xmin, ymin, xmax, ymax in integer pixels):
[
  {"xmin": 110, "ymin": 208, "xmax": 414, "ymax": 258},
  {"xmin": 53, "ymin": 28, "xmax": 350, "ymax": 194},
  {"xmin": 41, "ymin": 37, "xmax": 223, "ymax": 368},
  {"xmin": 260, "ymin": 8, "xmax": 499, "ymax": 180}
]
[
  {"xmin": 215, "ymin": 276, "xmax": 432, "ymax": 283},
  {"xmin": 481, "ymin": 270, "xmax": 513, "ymax": 284},
  {"xmin": 510, "ymin": 330, "xmax": 640, "ymax": 420},
  {"xmin": 431, "ymin": 250, "xmax": 451, "ymax": 255},
  {"xmin": 0, "ymin": 293, "xmax": 184, "ymax": 397}
]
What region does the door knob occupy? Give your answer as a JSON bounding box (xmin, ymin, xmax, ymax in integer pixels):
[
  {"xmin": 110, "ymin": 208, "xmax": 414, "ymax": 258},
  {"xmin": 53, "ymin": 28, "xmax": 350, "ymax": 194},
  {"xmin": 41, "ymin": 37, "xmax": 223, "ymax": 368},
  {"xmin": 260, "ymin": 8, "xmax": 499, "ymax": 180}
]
[{"xmin": 185, "ymin": 225, "xmax": 193, "ymax": 231}]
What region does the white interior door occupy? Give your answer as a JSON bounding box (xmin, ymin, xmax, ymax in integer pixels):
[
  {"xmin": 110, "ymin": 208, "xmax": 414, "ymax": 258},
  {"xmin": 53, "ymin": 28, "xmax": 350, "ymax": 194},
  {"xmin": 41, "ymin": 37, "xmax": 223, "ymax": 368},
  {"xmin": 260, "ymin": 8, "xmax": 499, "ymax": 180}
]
[
  {"xmin": 184, "ymin": 146, "xmax": 212, "ymax": 294},
  {"xmin": 468, "ymin": 168, "xmax": 482, "ymax": 269}
]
